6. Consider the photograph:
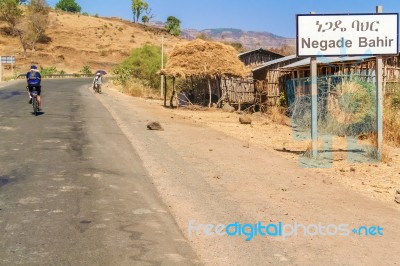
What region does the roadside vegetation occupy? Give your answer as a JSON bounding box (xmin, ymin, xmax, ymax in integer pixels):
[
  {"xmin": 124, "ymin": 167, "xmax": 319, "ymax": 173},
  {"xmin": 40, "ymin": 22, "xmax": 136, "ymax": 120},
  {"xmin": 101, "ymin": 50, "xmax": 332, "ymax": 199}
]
[{"xmin": 113, "ymin": 44, "xmax": 165, "ymax": 98}]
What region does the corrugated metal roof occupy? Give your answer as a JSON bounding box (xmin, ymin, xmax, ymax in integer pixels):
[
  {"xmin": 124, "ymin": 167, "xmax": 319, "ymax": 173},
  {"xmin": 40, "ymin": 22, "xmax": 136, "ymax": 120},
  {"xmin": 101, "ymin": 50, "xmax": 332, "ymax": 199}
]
[
  {"xmin": 238, "ymin": 48, "xmax": 283, "ymax": 58},
  {"xmin": 251, "ymin": 54, "xmax": 297, "ymax": 71},
  {"xmin": 281, "ymin": 55, "xmax": 375, "ymax": 69}
]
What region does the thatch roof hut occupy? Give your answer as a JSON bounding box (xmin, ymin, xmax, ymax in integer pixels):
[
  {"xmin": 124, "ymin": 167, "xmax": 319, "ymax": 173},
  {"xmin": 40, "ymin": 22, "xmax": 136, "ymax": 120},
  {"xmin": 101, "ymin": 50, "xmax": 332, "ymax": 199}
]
[
  {"xmin": 160, "ymin": 39, "xmax": 250, "ymax": 107},
  {"xmin": 160, "ymin": 39, "xmax": 250, "ymax": 78}
]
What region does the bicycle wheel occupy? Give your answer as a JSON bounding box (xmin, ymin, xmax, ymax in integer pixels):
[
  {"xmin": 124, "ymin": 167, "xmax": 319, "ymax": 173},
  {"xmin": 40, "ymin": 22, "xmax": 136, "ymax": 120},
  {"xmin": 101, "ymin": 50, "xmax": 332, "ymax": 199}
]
[{"xmin": 32, "ymin": 97, "xmax": 38, "ymax": 116}]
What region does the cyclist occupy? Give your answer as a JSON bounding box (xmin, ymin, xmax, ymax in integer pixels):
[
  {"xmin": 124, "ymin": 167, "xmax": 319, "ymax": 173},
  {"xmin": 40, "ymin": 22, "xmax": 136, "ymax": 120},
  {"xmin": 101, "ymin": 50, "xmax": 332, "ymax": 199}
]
[
  {"xmin": 26, "ymin": 65, "xmax": 42, "ymax": 111},
  {"xmin": 92, "ymin": 72, "xmax": 102, "ymax": 93}
]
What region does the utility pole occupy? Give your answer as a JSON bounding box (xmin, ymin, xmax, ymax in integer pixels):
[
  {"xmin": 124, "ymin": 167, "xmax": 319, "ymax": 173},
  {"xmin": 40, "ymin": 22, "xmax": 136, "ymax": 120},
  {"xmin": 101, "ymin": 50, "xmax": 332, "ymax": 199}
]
[{"xmin": 161, "ymin": 35, "xmax": 164, "ymax": 98}]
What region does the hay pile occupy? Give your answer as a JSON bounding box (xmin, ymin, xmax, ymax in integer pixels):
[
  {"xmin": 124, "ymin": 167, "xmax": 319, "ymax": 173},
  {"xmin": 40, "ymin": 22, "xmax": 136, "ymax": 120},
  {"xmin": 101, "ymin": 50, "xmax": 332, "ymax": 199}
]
[{"xmin": 161, "ymin": 39, "xmax": 250, "ymax": 78}]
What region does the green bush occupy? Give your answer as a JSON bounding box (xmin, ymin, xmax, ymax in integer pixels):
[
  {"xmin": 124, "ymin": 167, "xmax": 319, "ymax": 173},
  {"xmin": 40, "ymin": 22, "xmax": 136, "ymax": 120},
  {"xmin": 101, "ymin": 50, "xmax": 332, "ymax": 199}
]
[
  {"xmin": 40, "ymin": 66, "xmax": 58, "ymax": 75},
  {"xmin": 55, "ymin": 0, "xmax": 81, "ymax": 13},
  {"xmin": 80, "ymin": 65, "xmax": 92, "ymax": 75},
  {"xmin": 113, "ymin": 44, "xmax": 166, "ymax": 89}
]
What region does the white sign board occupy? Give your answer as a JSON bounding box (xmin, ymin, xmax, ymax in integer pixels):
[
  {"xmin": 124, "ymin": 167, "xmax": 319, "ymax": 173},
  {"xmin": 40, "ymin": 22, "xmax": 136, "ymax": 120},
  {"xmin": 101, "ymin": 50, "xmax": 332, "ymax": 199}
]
[
  {"xmin": 297, "ymin": 13, "xmax": 399, "ymax": 56},
  {"xmin": 1, "ymin": 56, "xmax": 15, "ymax": 64}
]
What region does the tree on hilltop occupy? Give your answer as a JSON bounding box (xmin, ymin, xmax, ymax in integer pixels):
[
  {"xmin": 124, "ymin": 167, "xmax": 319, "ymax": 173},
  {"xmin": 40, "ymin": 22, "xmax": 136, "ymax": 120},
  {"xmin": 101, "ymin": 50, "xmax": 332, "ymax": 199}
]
[
  {"xmin": 131, "ymin": 0, "xmax": 148, "ymax": 23},
  {"xmin": 165, "ymin": 16, "xmax": 181, "ymax": 36},
  {"xmin": 55, "ymin": 0, "xmax": 81, "ymax": 13}
]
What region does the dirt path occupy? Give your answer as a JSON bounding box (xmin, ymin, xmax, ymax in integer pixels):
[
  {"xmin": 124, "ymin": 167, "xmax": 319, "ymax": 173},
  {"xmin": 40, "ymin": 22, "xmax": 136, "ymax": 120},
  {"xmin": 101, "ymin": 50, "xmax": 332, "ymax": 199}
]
[{"xmin": 96, "ymin": 84, "xmax": 400, "ymax": 266}]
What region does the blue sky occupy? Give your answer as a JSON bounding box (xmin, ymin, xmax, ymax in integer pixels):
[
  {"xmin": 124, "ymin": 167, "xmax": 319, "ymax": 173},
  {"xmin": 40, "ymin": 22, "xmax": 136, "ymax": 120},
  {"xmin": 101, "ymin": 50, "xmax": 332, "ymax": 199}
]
[{"xmin": 47, "ymin": 0, "xmax": 400, "ymax": 38}]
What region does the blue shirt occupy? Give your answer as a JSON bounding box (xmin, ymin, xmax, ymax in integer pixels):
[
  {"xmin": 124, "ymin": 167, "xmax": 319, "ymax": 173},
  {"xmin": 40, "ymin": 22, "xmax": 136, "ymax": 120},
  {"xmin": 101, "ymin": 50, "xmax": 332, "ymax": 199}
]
[{"xmin": 26, "ymin": 70, "xmax": 41, "ymax": 85}]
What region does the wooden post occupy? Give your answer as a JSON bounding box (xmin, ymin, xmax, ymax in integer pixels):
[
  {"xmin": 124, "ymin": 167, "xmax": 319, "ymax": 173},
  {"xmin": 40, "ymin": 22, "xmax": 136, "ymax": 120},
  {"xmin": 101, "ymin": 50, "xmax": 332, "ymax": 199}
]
[
  {"xmin": 207, "ymin": 77, "xmax": 212, "ymax": 108},
  {"xmin": 170, "ymin": 77, "xmax": 176, "ymax": 108},
  {"xmin": 376, "ymin": 5, "xmax": 383, "ymax": 160},
  {"xmin": 311, "ymin": 57, "xmax": 318, "ymax": 158},
  {"xmin": 163, "ymin": 76, "xmax": 167, "ymax": 107},
  {"xmin": 0, "ymin": 60, "xmax": 3, "ymax": 82},
  {"xmin": 160, "ymin": 35, "xmax": 164, "ymax": 98}
]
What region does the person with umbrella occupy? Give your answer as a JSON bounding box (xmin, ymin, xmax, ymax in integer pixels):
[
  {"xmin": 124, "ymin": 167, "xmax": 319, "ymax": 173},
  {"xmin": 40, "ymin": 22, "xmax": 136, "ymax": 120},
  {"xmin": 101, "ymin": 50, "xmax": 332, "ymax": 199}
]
[{"xmin": 92, "ymin": 70, "xmax": 106, "ymax": 93}]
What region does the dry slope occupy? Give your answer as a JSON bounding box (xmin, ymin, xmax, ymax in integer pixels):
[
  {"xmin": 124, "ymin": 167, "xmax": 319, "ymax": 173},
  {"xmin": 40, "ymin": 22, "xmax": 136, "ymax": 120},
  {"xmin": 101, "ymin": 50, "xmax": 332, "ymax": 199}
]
[{"xmin": 0, "ymin": 10, "xmax": 182, "ymax": 76}]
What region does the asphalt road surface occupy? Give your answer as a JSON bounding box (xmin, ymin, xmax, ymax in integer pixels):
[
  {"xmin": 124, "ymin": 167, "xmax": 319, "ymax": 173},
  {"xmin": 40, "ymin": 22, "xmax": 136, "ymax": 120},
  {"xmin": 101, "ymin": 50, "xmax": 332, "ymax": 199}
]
[{"xmin": 0, "ymin": 79, "xmax": 200, "ymax": 265}]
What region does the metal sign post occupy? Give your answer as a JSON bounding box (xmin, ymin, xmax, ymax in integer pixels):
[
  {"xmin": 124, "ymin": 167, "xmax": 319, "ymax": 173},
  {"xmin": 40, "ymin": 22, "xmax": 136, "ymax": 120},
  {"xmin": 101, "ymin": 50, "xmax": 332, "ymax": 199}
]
[
  {"xmin": 0, "ymin": 56, "xmax": 16, "ymax": 82},
  {"xmin": 161, "ymin": 35, "xmax": 164, "ymax": 98},
  {"xmin": 376, "ymin": 6, "xmax": 384, "ymax": 160}
]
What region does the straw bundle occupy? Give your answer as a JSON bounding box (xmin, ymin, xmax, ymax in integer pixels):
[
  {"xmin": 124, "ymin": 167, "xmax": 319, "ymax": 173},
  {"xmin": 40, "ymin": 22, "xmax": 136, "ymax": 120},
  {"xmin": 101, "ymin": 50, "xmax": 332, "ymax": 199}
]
[{"xmin": 160, "ymin": 39, "xmax": 250, "ymax": 78}]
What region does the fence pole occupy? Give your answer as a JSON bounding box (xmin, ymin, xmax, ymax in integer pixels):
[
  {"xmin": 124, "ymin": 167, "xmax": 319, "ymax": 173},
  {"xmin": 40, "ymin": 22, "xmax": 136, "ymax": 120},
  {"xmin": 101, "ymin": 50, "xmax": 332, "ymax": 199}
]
[{"xmin": 311, "ymin": 57, "xmax": 318, "ymax": 158}]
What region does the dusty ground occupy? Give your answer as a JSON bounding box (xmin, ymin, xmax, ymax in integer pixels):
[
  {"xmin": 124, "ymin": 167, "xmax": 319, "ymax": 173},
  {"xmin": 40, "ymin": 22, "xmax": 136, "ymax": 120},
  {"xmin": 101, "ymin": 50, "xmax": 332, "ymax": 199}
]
[
  {"xmin": 95, "ymin": 82, "xmax": 400, "ymax": 265},
  {"xmin": 167, "ymin": 106, "xmax": 400, "ymax": 206}
]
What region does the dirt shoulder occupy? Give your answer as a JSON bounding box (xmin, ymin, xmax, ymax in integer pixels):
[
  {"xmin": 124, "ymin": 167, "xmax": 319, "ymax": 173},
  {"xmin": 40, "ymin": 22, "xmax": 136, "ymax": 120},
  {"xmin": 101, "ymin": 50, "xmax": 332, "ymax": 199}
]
[{"xmin": 95, "ymin": 83, "xmax": 400, "ymax": 266}]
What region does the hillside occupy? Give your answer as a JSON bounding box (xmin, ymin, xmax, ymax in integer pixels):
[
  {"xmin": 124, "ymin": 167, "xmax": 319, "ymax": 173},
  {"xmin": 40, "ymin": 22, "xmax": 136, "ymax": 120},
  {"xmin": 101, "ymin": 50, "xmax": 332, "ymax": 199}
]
[
  {"xmin": 182, "ymin": 28, "xmax": 295, "ymax": 50},
  {"xmin": 0, "ymin": 10, "xmax": 295, "ymax": 79},
  {"xmin": 0, "ymin": 10, "xmax": 182, "ymax": 77}
]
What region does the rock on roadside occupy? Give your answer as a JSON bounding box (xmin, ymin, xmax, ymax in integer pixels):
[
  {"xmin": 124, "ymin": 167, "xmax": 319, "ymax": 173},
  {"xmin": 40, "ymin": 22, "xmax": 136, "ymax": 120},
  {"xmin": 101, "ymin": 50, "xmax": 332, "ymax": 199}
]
[
  {"xmin": 222, "ymin": 103, "xmax": 235, "ymax": 113},
  {"xmin": 147, "ymin": 121, "xmax": 164, "ymax": 131},
  {"xmin": 396, "ymin": 189, "xmax": 400, "ymax": 204},
  {"xmin": 239, "ymin": 116, "xmax": 252, "ymax": 125},
  {"xmin": 395, "ymin": 195, "xmax": 400, "ymax": 204}
]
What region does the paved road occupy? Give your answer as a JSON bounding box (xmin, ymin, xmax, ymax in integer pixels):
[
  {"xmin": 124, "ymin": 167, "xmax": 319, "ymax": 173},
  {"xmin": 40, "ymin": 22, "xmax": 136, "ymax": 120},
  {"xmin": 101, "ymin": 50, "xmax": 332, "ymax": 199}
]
[{"xmin": 0, "ymin": 79, "xmax": 200, "ymax": 265}]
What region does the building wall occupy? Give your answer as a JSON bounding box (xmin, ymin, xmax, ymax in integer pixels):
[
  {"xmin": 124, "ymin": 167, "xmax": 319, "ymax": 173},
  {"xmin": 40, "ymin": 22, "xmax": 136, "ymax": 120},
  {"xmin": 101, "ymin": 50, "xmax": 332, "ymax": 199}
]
[{"xmin": 239, "ymin": 50, "xmax": 283, "ymax": 67}]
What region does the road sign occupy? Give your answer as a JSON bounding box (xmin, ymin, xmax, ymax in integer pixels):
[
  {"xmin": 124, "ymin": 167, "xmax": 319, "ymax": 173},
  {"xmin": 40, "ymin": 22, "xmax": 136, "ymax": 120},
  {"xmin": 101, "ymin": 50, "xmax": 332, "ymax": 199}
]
[
  {"xmin": 1, "ymin": 56, "xmax": 15, "ymax": 64},
  {"xmin": 297, "ymin": 13, "xmax": 399, "ymax": 56}
]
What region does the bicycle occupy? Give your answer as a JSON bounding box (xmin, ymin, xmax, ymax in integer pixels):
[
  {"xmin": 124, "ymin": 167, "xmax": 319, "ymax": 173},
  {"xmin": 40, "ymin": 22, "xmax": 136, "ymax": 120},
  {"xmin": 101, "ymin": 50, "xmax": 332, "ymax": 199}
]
[{"xmin": 30, "ymin": 87, "xmax": 39, "ymax": 116}]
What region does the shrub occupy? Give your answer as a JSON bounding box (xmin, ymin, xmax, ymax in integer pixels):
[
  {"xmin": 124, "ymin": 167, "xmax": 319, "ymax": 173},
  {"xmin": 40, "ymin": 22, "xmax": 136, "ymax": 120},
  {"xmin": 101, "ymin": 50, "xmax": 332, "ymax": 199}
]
[
  {"xmin": 324, "ymin": 79, "xmax": 376, "ymax": 136},
  {"xmin": 80, "ymin": 65, "xmax": 92, "ymax": 75},
  {"xmin": 383, "ymin": 85, "xmax": 400, "ymax": 146},
  {"xmin": 113, "ymin": 44, "xmax": 165, "ymax": 89},
  {"xmin": 40, "ymin": 66, "xmax": 58, "ymax": 75}
]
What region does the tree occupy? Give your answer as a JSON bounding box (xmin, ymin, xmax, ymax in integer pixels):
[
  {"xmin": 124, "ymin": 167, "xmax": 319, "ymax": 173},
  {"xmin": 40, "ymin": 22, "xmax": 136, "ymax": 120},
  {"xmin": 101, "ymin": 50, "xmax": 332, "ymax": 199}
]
[
  {"xmin": 55, "ymin": 0, "xmax": 81, "ymax": 13},
  {"xmin": 16, "ymin": 0, "xmax": 49, "ymax": 55},
  {"xmin": 0, "ymin": 0, "xmax": 22, "ymax": 35},
  {"xmin": 165, "ymin": 16, "xmax": 181, "ymax": 36},
  {"xmin": 141, "ymin": 15, "xmax": 149, "ymax": 25},
  {"xmin": 131, "ymin": 0, "xmax": 148, "ymax": 23},
  {"xmin": 141, "ymin": 7, "xmax": 154, "ymax": 25}
]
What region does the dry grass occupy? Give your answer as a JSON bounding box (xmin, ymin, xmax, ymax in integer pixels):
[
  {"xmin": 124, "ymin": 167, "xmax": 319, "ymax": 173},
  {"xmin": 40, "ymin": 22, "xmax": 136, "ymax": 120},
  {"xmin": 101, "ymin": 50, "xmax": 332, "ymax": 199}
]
[
  {"xmin": 383, "ymin": 94, "xmax": 400, "ymax": 146},
  {"xmin": 116, "ymin": 78, "xmax": 161, "ymax": 99},
  {"xmin": 269, "ymin": 106, "xmax": 287, "ymax": 125},
  {"xmin": 327, "ymin": 81, "xmax": 372, "ymax": 126}
]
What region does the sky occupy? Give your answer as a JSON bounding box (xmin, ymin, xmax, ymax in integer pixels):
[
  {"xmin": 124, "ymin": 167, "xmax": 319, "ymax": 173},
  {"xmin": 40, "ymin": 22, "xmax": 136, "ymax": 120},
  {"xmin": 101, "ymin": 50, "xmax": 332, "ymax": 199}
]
[{"xmin": 46, "ymin": 0, "xmax": 400, "ymax": 38}]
